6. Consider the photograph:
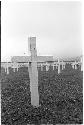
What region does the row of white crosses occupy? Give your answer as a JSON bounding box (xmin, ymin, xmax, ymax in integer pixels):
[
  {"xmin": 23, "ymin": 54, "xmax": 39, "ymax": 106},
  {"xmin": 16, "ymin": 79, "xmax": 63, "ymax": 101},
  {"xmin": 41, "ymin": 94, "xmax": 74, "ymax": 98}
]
[
  {"xmin": 71, "ymin": 57, "xmax": 83, "ymax": 71},
  {"xmin": 1, "ymin": 37, "xmax": 83, "ymax": 107},
  {"xmin": 39, "ymin": 59, "xmax": 65, "ymax": 73},
  {"xmin": 1, "ymin": 60, "xmax": 65, "ymax": 74},
  {"xmin": 1, "ymin": 62, "xmax": 21, "ymax": 74},
  {"xmin": 1, "ymin": 57, "xmax": 83, "ymax": 75},
  {"xmin": 71, "ymin": 61, "xmax": 77, "ymax": 69}
]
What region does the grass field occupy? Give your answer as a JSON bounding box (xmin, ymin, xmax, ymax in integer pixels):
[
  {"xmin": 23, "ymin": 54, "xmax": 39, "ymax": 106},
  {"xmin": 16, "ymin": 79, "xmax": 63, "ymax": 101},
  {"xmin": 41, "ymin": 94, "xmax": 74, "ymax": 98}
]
[{"xmin": 1, "ymin": 64, "xmax": 83, "ymax": 125}]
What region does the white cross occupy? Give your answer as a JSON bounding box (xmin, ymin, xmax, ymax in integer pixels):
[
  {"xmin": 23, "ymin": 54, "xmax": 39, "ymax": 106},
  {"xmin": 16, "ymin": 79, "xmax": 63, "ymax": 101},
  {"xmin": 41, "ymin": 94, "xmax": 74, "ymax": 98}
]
[{"xmin": 28, "ymin": 37, "xmax": 53, "ymax": 107}]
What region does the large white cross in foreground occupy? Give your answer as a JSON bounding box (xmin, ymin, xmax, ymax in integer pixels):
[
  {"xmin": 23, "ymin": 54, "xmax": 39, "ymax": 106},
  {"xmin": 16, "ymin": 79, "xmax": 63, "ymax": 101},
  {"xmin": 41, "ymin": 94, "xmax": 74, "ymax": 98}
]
[{"xmin": 28, "ymin": 37, "xmax": 54, "ymax": 107}]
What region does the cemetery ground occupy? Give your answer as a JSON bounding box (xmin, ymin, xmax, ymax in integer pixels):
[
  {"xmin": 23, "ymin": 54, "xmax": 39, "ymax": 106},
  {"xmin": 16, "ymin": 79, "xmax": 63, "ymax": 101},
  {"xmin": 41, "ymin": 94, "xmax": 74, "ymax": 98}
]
[{"xmin": 1, "ymin": 64, "xmax": 83, "ymax": 125}]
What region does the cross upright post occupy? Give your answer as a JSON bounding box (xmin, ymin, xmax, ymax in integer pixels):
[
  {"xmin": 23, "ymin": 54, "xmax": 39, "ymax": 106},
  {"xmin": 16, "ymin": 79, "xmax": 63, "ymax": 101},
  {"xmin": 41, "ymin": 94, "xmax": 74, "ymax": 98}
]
[
  {"xmin": 28, "ymin": 37, "xmax": 39, "ymax": 107},
  {"xmin": 62, "ymin": 61, "xmax": 64, "ymax": 70},
  {"xmin": 81, "ymin": 56, "xmax": 83, "ymax": 71},
  {"xmin": 58, "ymin": 58, "xmax": 60, "ymax": 74},
  {"xmin": 7, "ymin": 62, "xmax": 9, "ymax": 74}
]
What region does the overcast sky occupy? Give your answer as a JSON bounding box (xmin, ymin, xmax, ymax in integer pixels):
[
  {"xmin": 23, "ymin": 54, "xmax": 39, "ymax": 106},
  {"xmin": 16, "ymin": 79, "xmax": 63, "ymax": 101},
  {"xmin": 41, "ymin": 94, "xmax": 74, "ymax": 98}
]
[{"xmin": 1, "ymin": 1, "xmax": 82, "ymax": 61}]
